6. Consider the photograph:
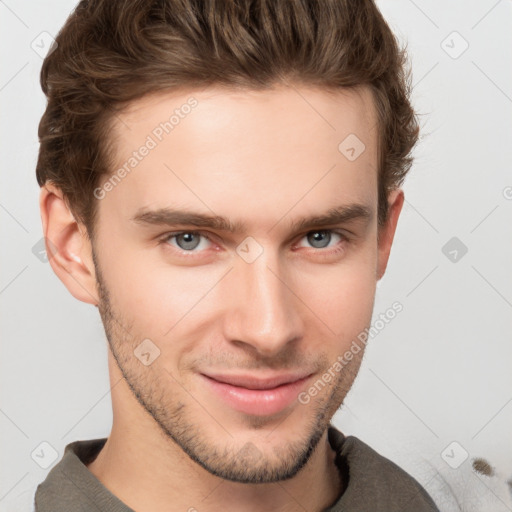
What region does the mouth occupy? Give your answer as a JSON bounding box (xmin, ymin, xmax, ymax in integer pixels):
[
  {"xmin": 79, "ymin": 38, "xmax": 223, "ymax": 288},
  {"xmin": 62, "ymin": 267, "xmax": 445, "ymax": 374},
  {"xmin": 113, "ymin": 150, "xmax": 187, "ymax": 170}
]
[{"xmin": 200, "ymin": 372, "xmax": 314, "ymax": 416}]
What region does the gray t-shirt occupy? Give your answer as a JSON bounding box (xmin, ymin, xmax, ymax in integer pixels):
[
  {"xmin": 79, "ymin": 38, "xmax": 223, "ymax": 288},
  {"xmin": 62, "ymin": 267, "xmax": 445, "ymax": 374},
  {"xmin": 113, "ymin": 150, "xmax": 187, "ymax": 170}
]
[{"xmin": 34, "ymin": 425, "xmax": 439, "ymax": 511}]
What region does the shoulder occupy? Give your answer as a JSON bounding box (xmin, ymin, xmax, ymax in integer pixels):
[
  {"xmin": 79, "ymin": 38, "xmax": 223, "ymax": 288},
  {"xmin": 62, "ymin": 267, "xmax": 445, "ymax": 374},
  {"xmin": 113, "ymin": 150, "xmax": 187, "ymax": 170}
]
[
  {"xmin": 34, "ymin": 438, "xmax": 111, "ymax": 512},
  {"xmin": 328, "ymin": 427, "xmax": 440, "ymax": 511}
]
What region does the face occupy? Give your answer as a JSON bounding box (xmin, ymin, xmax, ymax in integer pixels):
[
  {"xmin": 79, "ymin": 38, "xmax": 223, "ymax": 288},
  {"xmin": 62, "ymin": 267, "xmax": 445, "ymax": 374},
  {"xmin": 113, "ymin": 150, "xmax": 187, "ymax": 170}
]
[{"xmin": 75, "ymin": 84, "xmax": 399, "ymax": 483}]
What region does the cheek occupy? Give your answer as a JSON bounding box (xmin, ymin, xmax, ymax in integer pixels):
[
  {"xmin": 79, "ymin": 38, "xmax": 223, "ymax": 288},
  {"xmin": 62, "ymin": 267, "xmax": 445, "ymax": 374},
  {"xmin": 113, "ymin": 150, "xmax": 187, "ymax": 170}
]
[
  {"xmin": 99, "ymin": 241, "xmax": 225, "ymax": 338},
  {"xmin": 292, "ymin": 252, "xmax": 377, "ymax": 348}
]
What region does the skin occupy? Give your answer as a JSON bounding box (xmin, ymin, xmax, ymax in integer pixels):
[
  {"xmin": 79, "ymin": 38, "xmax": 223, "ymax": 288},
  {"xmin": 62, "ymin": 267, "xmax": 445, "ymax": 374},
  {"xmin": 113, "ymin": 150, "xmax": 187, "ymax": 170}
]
[{"xmin": 40, "ymin": 83, "xmax": 404, "ymax": 512}]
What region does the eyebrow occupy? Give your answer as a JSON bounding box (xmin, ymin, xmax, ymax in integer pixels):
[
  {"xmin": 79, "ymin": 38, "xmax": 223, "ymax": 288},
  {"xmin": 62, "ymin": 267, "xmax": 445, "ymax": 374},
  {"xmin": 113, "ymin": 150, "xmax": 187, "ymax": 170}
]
[{"xmin": 131, "ymin": 203, "xmax": 373, "ymax": 234}]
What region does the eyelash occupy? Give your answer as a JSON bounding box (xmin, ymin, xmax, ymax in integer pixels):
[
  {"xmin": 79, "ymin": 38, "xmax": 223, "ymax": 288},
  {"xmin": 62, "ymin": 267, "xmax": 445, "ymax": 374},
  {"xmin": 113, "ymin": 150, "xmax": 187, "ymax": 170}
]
[{"xmin": 157, "ymin": 229, "xmax": 351, "ymax": 258}]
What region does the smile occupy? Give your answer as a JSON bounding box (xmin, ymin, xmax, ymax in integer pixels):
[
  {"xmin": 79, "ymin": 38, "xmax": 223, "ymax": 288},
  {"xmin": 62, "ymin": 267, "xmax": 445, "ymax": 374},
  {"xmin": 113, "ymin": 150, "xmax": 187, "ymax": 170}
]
[{"xmin": 200, "ymin": 372, "xmax": 314, "ymax": 416}]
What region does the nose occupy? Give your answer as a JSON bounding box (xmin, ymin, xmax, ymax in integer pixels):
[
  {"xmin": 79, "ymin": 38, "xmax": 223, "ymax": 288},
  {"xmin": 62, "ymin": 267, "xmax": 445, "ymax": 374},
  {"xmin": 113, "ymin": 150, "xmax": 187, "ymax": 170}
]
[{"xmin": 222, "ymin": 249, "xmax": 304, "ymax": 357}]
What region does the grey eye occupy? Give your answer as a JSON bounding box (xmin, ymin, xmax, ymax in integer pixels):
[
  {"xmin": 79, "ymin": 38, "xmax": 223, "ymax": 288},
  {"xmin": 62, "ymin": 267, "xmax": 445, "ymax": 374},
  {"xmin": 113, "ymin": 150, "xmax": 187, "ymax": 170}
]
[
  {"xmin": 306, "ymin": 231, "xmax": 332, "ymax": 249},
  {"xmin": 175, "ymin": 232, "xmax": 202, "ymax": 251}
]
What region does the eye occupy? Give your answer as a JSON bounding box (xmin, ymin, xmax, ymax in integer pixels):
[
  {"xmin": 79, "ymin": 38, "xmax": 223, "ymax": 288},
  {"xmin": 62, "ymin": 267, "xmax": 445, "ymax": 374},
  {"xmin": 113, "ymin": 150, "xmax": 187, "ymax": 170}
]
[
  {"xmin": 296, "ymin": 230, "xmax": 348, "ymax": 251},
  {"xmin": 161, "ymin": 231, "xmax": 213, "ymax": 253},
  {"xmin": 158, "ymin": 229, "xmax": 350, "ymax": 258}
]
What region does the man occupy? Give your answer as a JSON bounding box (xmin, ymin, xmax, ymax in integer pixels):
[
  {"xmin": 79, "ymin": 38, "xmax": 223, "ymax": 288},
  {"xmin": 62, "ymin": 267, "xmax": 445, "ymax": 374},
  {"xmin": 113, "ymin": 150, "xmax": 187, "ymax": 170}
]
[{"xmin": 33, "ymin": 0, "xmax": 439, "ymax": 510}]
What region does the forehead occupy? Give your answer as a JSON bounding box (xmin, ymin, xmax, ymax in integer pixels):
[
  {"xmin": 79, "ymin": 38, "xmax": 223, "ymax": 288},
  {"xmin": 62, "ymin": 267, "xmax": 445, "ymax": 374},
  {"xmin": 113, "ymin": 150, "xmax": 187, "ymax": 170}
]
[
  {"xmin": 100, "ymin": 84, "xmax": 379, "ymax": 232},
  {"xmin": 114, "ymin": 83, "xmax": 377, "ymax": 147}
]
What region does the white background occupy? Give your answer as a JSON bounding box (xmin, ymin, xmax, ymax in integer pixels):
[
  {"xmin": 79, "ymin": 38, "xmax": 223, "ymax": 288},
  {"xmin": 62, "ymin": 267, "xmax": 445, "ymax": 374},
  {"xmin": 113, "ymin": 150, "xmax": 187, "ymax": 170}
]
[{"xmin": 1, "ymin": 1, "xmax": 511, "ymax": 510}]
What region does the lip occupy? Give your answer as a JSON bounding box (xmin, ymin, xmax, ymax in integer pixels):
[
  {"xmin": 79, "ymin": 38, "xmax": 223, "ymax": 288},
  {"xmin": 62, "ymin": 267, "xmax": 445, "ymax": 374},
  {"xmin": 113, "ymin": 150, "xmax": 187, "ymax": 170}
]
[{"xmin": 200, "ymin": 372, "xmax": 313, "ymax": 416}]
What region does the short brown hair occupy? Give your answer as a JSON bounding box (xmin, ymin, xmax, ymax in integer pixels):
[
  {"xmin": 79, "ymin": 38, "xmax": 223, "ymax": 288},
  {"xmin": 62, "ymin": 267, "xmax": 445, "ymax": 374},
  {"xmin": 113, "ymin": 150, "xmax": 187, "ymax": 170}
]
[{"xmin": 36, "ymin": 0, "xmax": 419, "ymax": 242}]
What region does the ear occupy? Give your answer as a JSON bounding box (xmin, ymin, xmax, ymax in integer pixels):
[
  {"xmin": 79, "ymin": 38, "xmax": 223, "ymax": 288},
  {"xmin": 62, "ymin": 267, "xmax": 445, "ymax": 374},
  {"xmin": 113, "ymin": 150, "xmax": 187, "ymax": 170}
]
[
  {"xmin": 376, "ymin": 188, "xmax": 404, "ymax": 281},
  {"xmin": 39, "ymin": 182, "xmax": 99, "ymax": 305}
]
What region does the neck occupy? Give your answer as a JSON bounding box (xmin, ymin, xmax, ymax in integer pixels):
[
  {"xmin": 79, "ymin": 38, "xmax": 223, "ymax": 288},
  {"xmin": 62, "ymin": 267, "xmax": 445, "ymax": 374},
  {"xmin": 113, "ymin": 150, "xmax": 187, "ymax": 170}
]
[
  {"xmin": 89, "ymin": 429, "xmax": 342, "ymax": 512},
  {"xmin": 88, "ymin": 426, "xmax": 342, "ymax": 512},
  {"xmin": 86, "ymin": 357, "xmax": 344, "ymax": 512}
]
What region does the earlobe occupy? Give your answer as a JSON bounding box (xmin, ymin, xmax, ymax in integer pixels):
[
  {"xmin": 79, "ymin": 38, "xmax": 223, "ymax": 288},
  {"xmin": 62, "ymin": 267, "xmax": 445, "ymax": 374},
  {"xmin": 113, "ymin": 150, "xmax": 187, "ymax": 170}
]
[
  {"xmin": 376, "ymin": 188, "xmax": 405, "ymax": 281},
  {"xmin": 39, "ymin": 183, "xmax": 99, "ymax": 306}
]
